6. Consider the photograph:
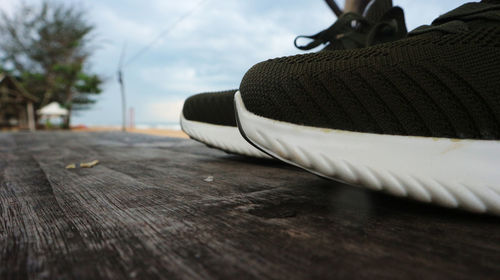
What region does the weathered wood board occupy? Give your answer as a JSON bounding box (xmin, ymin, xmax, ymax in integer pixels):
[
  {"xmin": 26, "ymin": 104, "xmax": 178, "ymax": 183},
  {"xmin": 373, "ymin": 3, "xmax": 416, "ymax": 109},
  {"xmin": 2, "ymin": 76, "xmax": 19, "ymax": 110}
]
[{"xmin": 1, "ymin": 132, "xmax": 499, "ymax": 279}]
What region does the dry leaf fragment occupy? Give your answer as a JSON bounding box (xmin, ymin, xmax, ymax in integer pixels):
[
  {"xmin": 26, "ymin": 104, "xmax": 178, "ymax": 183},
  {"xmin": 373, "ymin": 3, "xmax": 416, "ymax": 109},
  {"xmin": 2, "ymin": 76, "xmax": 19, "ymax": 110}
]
[
  {"xmin": 80, "ymin": 160, "xmax": 99, "ymax": 168},
  {"xmin": 65, "ymin": 163, "xmax": 76, "ymax": 169},
  {"xmin": 203, "ymin": 176, "xmax": 214, "ymax": 182}
]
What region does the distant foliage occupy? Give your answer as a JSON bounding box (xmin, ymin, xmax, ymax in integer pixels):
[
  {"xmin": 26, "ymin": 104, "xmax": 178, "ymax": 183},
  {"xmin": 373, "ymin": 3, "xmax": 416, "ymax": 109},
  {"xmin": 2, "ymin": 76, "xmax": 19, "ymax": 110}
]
[{"xmin": 0, "ymin": 1, "xmax": 103, "ymax": 127}]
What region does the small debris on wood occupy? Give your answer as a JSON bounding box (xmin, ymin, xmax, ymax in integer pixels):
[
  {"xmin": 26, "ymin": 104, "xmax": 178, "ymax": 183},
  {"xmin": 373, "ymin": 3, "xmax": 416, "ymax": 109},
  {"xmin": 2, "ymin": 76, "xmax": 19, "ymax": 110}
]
[
  {"xmin": 65, "ymin": 163, "xmax": 77, "ymax": 169},
  {"xmin": 80, "ymin": 160, "xmax": 99, "ymax": 168},
  {"xmin": 203, "ymin": 176, "xmax": 214, "ymax": 182},
  {"xmin": 65, "ymin": 160, "xmax": 99, "ymax": 169}
]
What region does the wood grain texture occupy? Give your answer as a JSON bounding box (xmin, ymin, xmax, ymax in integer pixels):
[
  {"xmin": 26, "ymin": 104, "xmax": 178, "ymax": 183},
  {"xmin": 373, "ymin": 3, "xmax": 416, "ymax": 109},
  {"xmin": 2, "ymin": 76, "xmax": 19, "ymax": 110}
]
[{"xmin": 0, "ymin": 132, "xmax": 499, "ymax": 279}]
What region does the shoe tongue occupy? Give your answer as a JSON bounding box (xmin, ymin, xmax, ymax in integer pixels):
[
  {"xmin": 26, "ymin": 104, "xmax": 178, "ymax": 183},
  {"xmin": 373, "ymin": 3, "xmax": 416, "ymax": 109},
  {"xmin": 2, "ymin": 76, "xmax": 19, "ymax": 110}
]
[
  {"xmin": 364, "ymin": 0, "xmax": 393, "ymax": 23},
  {"xmin": 432, "ymin": 1, "xmax": 500, "ymax": 25}
]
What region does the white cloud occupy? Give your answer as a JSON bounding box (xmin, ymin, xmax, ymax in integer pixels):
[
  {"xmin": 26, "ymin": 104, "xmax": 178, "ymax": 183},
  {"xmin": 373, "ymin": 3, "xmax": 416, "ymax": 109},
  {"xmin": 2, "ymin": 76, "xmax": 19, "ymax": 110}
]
[
  {"xmin": 146, "ymin": 99, "xmax": 184, "ymax": 123},
  {"xmin": 93, "ymin": 7, "xmax": 156, "ymax": 43},
  {"xmin": 139, "ymin": 63, "xmax": 235, "ymax": 93},
  {"xmin": 0, "ymin": 0, "xmax": 16, "ymax": 16}
]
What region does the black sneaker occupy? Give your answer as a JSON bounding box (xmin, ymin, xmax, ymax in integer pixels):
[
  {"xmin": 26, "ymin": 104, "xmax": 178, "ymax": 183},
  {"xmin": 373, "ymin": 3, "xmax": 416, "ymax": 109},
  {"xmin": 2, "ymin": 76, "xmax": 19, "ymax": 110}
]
[
  {"xmin": 181, "ymin": 89, "xmax": 269, "ymax": 157},
  {"xmin": 181, "ymin": 0, "xmax": 407, "ymax": 157},
  {"xmin": 236, "ymin": 0, "xmax": 500, "ymax": 214}
]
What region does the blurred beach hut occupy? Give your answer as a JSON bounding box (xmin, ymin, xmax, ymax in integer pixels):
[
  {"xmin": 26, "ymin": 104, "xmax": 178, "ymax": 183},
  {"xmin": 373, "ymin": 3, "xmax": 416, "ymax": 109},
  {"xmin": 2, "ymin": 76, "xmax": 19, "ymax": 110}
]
[
  {"xmin": 37, "ymin": 102, "xmax": 68, "ymax": 127},
  {"xmin": 0, "ymin": 73, "xmax": 38, "ymax": 131}
]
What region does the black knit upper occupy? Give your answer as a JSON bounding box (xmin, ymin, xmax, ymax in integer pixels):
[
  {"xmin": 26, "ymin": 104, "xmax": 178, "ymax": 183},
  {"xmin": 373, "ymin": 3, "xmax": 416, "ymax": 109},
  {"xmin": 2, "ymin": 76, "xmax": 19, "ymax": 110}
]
[
  {"xmin": 240, "ymin": 1, "xmax": 500, "ymax": 140},
  {"xmin": 182, "ymin": 0, "xmax": 405, "ymax": 127},
  {"xmin": 183, "ymin": 90, "xmax": 238, "ymax": 126}
]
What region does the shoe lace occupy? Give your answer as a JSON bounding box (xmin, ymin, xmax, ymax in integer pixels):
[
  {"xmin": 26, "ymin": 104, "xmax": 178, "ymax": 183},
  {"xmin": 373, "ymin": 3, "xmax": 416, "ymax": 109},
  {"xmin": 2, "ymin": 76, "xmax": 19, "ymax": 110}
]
[
  {"xmin": 294, "ymin": 13, "xmax": 367, "ymax": 50},
  {"xmin": 409, "ymin": 2, "xmax": 500, "ymax": 36},
  {"xmin": 295, "ymin": 8, "xmax": 406, "ymax": 51}
]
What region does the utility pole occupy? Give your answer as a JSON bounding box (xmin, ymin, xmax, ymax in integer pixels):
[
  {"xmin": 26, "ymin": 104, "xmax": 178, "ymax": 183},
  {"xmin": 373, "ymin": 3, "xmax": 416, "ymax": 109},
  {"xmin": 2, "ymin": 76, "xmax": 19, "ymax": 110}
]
[
  {"xmin": 129, "ymin": 107, "xmax": 135, "ymax": 129},
  {"xmin": 118, "ymin": 69, "xmax": 126, "ymax": 132},
  {"xmin": 117, "ymin": 44, "xmax": 127, "ymax": 132},
  {"xmin": 114, "ymin": 0, "xmax": 207, "ymax": 132}
]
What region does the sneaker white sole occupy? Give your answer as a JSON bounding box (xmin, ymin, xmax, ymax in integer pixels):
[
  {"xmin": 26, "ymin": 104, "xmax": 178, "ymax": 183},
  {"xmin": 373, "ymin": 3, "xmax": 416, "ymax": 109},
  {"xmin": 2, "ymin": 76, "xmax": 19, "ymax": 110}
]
[
  {"xmin": 235, "ymin": 91, "xmax": 500, "ymax": 215},
  {"xmin": 180, "ymin": 113, "xmax": 270, "ymax": 158}
]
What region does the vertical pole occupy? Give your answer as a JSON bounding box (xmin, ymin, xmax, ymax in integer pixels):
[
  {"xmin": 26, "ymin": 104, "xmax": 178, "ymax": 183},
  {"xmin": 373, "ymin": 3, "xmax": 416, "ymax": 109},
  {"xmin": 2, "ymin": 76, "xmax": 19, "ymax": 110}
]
[
  {"xmin": 344, "ymin": 0, "xmax": 371, "ymax": 14},
  {"xmin": 27, "ymin": 102, "xmax": 36, "ymax": 131},
  {"xmin": 118, "ymin": 70, "xmax": 126, "ymax": 132},
  {"xmin": 129, "ymin": 107, "xmax": 135, "ymax": 129},
  {"xmin": 117, "ymin": 43, "xmax": 127, "ymax": 133}
]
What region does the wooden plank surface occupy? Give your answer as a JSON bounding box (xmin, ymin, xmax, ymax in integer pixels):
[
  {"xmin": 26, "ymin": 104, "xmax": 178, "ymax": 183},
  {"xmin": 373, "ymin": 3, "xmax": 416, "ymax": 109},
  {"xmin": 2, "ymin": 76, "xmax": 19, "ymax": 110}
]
[{"xmin": 0, "ymin": 131, "xmax": 499, "ymax": 279}]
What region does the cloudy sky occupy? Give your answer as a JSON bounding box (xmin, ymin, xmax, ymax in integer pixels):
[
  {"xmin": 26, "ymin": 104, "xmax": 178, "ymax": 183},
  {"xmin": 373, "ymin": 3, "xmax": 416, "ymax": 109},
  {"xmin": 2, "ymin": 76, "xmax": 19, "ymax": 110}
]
[{"xmin": 1, "ymin": 0, "xmax": 470, "ymax": 128}]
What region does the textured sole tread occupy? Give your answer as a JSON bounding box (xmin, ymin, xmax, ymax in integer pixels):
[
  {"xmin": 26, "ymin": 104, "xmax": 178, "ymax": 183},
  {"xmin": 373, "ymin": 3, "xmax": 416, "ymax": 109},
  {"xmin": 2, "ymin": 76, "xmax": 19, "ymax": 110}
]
[
  {"xmin": 234, "ymin": 91, "xmax": 500, "ymax": 215},
  {"xmin": 180, "ymin": 114, "xmax": 269, "ymax": 158}
]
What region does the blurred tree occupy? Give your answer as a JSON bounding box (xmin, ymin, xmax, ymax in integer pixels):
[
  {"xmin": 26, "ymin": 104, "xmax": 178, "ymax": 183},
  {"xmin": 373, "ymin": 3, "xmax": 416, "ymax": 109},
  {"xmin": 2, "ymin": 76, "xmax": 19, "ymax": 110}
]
[{"xmin": 0, "ymin": 1, "xmax": 102, "ymax": 128}]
